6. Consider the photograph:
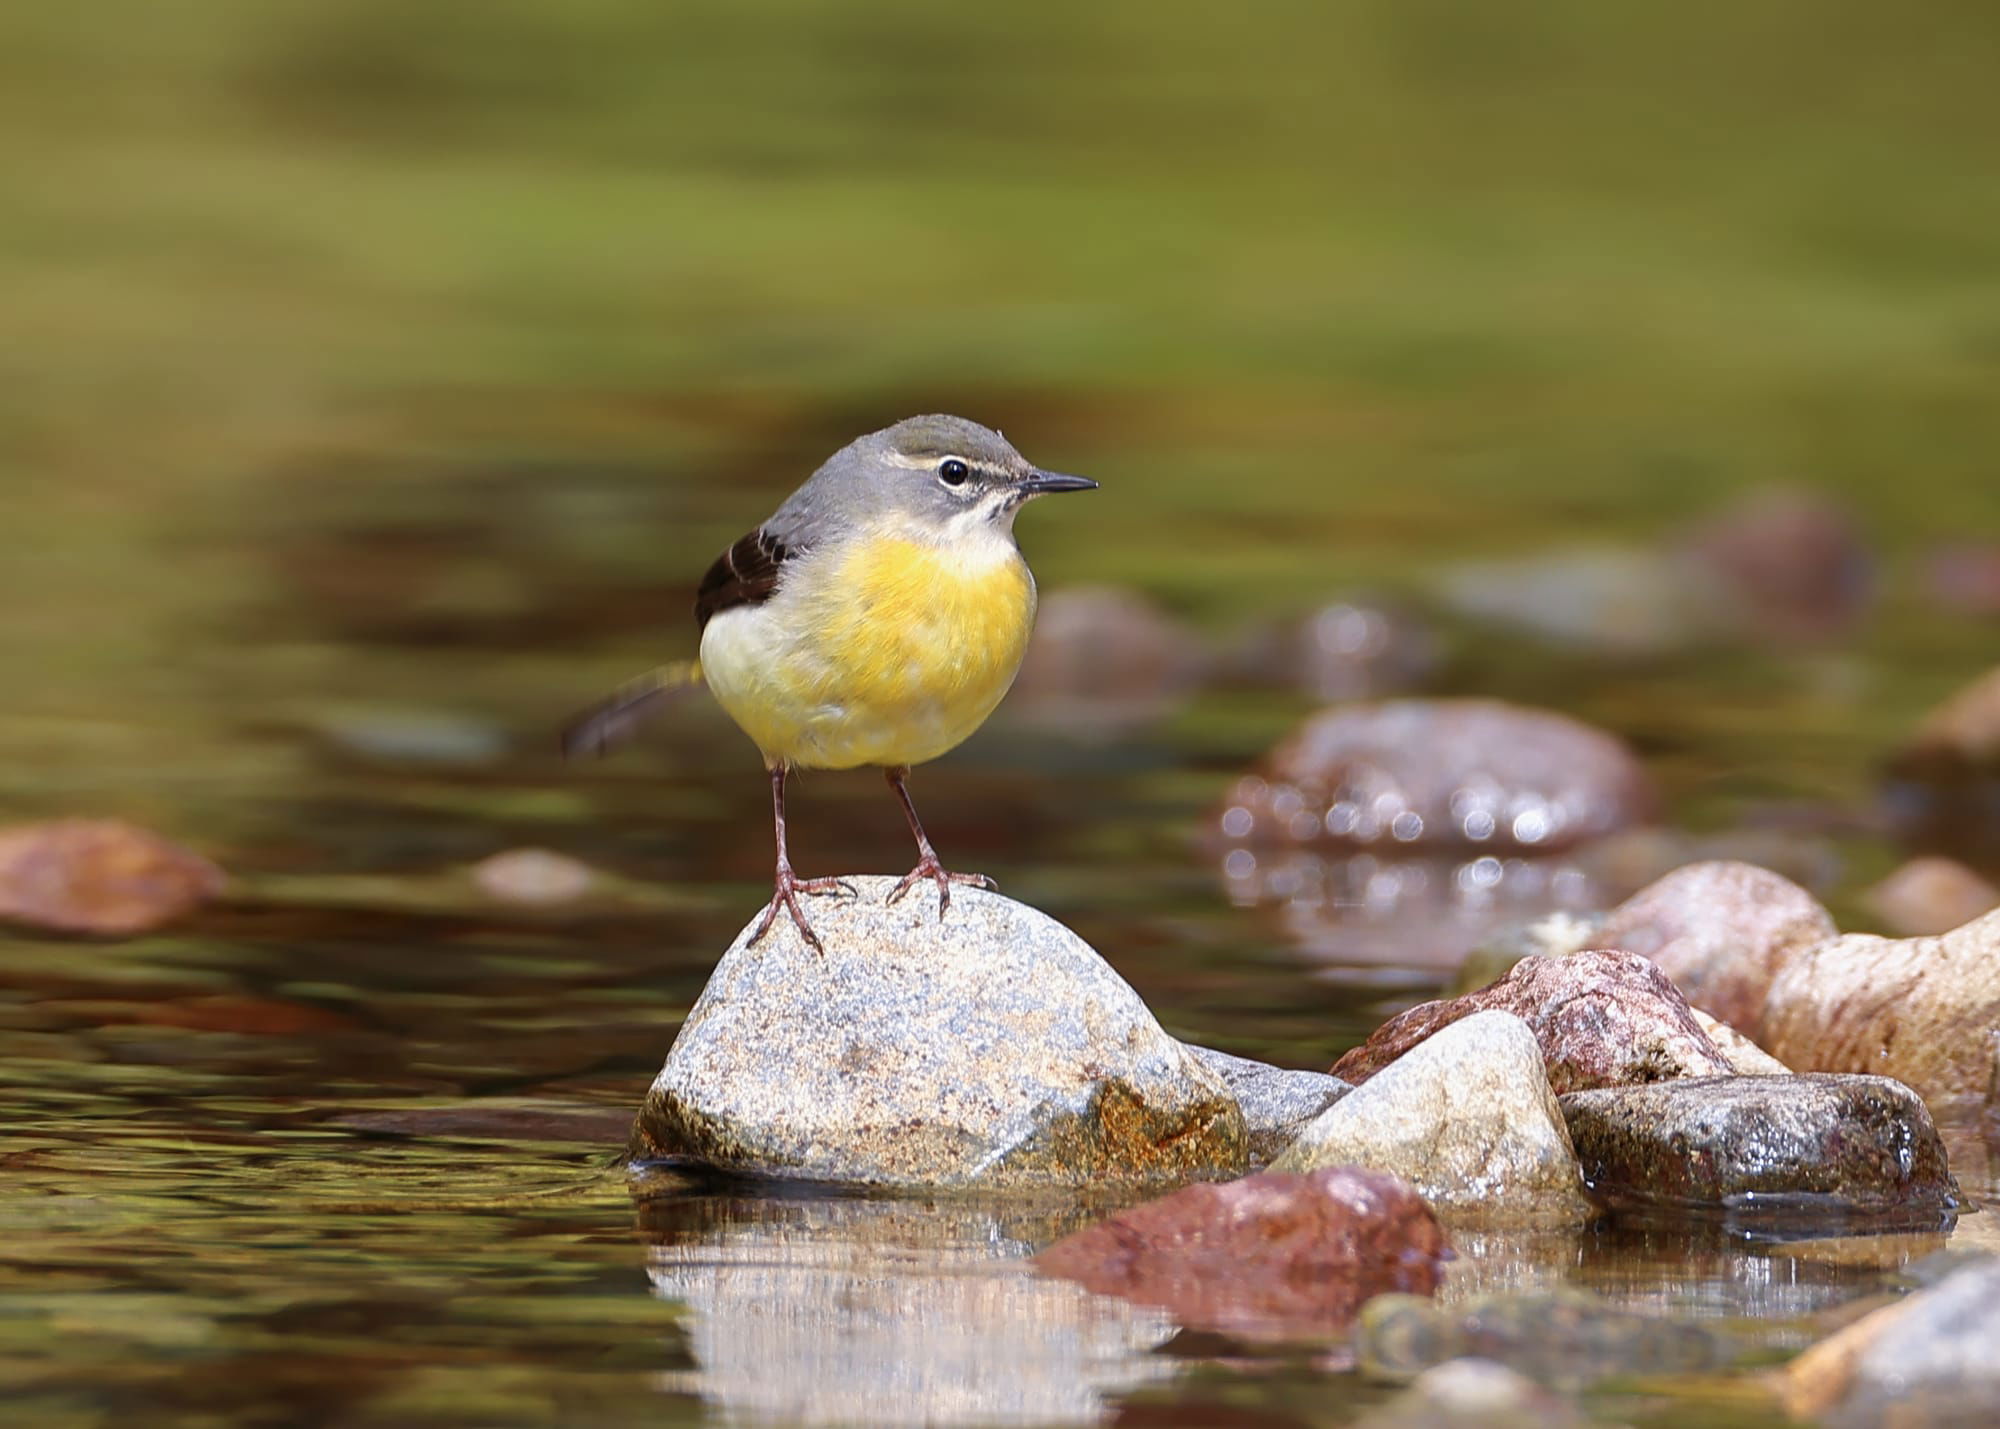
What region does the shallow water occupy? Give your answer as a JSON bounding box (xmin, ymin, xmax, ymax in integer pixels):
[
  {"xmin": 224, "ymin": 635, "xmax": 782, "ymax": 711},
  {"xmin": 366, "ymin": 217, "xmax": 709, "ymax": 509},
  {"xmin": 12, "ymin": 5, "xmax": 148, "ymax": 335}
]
[{"xmin": 7, "ymin": 1, "xmax": 2000, "ymax": 1423}]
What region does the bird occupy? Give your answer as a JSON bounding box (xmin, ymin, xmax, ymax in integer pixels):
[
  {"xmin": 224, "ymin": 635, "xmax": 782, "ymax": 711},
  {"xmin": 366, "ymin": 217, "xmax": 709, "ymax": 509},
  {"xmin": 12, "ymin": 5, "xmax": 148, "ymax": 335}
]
[{"xmin": 562, "ymin": 414, "xmax": 1097, "ymax": 950}]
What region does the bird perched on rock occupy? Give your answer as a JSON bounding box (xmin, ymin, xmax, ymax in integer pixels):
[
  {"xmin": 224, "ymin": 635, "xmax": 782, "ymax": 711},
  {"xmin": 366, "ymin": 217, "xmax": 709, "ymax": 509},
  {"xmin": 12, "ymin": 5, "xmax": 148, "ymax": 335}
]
[{"xmin": 563, "ymin": 414, "xmax": 1096, "ymax": 949}]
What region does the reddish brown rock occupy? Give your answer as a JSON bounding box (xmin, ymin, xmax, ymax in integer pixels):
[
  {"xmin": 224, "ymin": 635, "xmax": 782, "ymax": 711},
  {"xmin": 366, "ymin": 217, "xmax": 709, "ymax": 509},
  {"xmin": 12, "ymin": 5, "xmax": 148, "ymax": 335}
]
[
  {"xmin": 1035, "ymin": 1167, "xmax": 1449, "ymax": 1338},
  {"xmin": 1331, "ymin": 949, "xmax": 1733, "ymax": 1094},
  {"xmin": 1763, "ymin": 909, "xmax": 2000, "ymax": 1118},
  {"xmin": 1926, "ymin": 543, "xmax": 2000, "ymax": 617},
  {"xmin": 1589, "ymin": 860, "xmax": 1837, "ymax": 1035},
  {"xmin": 1679, "ymin": 486, "xmax": 1874, "ymax": 642},
  {"xmin": 1864, "ymin": 857, "xmax": 1999, "ymax": 938},
  {"xmin": 1219, "ymin": 699, "xmax": 1654, "ymax": 852},
  {"xmin": 0, "ymin": 819, "xmax": 226, "ymax": 937}
]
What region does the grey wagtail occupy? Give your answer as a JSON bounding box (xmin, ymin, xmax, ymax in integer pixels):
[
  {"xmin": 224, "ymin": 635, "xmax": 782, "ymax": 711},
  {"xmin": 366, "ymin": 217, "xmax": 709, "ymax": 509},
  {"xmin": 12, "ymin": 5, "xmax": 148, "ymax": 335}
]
[{"xmin": 562, "ymin": 414, "xmax": 1097, "ymax": 950}]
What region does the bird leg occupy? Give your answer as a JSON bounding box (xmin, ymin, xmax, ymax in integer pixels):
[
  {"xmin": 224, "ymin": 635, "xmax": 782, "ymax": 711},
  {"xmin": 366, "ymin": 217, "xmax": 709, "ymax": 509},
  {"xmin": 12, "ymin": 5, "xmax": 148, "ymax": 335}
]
[
  {"xmin": 884, "ymin": 765, "xmax": 995, "ymax": 917},
  {"xmin": 747, "ymin": 763, "xmax": 853, "ymax": 952}
]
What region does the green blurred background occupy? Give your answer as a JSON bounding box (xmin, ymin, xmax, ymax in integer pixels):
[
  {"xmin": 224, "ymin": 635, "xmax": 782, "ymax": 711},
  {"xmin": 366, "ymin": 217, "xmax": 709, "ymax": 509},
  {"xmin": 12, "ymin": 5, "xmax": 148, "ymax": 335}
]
[{"xmin": 2, "ymin": 0, "xmax": 1997, "ymax": 869}]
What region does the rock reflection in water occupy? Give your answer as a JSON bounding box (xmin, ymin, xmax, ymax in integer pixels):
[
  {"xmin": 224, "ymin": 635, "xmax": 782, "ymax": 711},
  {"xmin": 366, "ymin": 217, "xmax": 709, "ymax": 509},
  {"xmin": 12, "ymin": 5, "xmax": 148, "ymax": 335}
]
[
  {"xmin": 635, "ymin": 1188, "xmax": 1179, "ymax": 1427},
  {"xmin": 1222, "ymin": 847, "xmax": 1611, "ymax": 976}
]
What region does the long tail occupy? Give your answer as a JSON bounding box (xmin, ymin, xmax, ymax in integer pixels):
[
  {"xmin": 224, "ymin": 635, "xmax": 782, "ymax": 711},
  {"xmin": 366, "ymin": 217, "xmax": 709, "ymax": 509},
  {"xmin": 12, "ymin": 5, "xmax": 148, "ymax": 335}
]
[{"xmin": 560, "ymin": 660, "xmax": 705, "ymax": 759}]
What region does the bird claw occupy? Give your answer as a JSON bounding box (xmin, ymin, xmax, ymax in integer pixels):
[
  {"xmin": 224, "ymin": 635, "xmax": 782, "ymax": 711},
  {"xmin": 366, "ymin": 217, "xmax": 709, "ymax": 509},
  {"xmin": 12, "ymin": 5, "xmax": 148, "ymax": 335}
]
[
  {"xmin": 887, "ymin": 858, "xmax": 995, "ymax": 918},
  {"xmin": 747, "ymin": 869, "xmax": 855, "ymax": 953}
]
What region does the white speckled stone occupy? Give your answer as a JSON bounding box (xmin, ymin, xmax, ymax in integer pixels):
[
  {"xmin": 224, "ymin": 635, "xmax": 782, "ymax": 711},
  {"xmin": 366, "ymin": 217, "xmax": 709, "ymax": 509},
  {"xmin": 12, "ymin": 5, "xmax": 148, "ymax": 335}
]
[
  {"xmin": 631, "ymin": 878, "xmax": 1246, "ymax": 1189},
  {"xmin": 1271, "ymin": 1010, "xmax": 1594, "ymax": 1225}
]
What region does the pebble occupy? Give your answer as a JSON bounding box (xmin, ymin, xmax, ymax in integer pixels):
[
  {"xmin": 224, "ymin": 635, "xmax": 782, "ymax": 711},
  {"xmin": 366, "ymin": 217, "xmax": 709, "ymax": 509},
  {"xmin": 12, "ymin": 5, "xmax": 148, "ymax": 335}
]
[{"xmin": 1274, "ymin": 1010, "xmax": 1596, "ymax": 1226}]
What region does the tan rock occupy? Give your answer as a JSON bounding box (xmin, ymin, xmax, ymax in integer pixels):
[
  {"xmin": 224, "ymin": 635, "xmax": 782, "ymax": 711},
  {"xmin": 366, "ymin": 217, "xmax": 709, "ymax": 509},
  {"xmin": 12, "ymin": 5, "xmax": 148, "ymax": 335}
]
[
  {"xmin": 1762, "ymin": 909, "xmax": 2000, "ymax": 1118},
  {"xmin": 1864, "ymin": 856, "xmax": 1999, "ymax": 938},
  {"xmin": 1691, "ymin": 1009, "xmax": 1789, "ymax": 1075},
  {"xmin": 1277, "ymin": 1010, "xmax": 1596, "ymax": 1226}
]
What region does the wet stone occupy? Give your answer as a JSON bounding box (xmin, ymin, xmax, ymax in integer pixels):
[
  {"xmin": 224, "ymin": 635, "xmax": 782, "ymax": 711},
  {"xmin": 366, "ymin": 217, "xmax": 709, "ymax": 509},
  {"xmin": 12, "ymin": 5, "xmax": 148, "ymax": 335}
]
[
  {"xmin": 0, "ymin": 818, "xmax": 227, "ymax": 937},
  {"xmin": 1356, "ymin": 1289, "xmax": 1731, "ymax": 1390},
  {"xmin": 630, "ymin": 879, "xmax": 1247, "ymax": 1190},
  {"xmin": 1274, "ymin": 1011, "xmax": 1596, "ymax": 1226},
  {"xmin": 1034, "ymin": 1166, "xmax": 1449, "ymax": 1339},
  {"xmin": 1217, "ymin": 698, "xmax": 1656, "ymax": 854},
  {"xmin": 1589, "ymin": 860, "xmax": 1837, "ymax": 1036},
  {"xmin": 1560, "ymin": 1075, "xmax": 1962, "ymax": 1232},
  {"xmin": 1762, "ymin": 908, "xmax": 2000, "ymax": 1118},
  {"xmin": 1183, "ymin": 1045, "xmax": 1350, "ymax": 1167},
  {"xmin": 1332, "ymin": 949, "xmax": 1734, "ymax": 1095}
]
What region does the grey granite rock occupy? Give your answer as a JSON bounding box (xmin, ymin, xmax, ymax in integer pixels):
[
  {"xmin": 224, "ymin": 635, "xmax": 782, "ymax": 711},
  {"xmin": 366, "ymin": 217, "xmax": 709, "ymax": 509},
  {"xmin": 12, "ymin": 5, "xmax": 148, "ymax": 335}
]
[
  {"xmin": 1184, "ymin": 1045, "xmax": 1350, "ymax": 1165},
  {"xmin": 631, "ymin": 878, "xmax": 1247, "ymax": 1189},
  {"xmin": 1561, "ymin": 1074, "xmax": 1962, "ymax": 1230},
  {"xmin": 1272, "ymin": 1010, "xmax": 1595, "ymax": 1225}
]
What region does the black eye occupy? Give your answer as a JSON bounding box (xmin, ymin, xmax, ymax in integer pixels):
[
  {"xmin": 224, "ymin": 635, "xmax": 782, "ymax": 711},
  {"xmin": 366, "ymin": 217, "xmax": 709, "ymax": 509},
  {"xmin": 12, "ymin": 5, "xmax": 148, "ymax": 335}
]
[{"xmin": 938, "ymin": 459, "xmax": 969, "ymax": 487}]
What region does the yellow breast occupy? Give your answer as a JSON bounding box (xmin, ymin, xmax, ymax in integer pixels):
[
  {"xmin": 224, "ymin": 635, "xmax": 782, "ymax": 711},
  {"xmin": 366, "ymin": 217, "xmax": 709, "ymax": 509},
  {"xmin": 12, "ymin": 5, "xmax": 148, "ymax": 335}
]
[{"xmin": 701, "ymin": 531, "xmax": 1038, "ymax": 770}]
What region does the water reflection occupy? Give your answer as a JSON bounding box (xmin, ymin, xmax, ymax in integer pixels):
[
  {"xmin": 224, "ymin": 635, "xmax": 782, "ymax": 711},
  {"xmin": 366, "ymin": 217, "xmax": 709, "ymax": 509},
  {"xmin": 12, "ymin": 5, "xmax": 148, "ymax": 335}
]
[{"xmin": 634, "ymin": 1186, "xmax": 1178, "ymax": 1427}]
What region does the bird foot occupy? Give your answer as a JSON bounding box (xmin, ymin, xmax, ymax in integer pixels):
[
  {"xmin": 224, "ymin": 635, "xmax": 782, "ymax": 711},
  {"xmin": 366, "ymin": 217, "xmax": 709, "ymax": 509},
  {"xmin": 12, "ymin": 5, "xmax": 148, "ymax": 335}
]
[
  {"xmin": 887, "ymin": 857, "xmax": 995, "ymax": 918},
  {"xmin": 747, "ymin": 870, "xmax": 856, "ymax": 953}
]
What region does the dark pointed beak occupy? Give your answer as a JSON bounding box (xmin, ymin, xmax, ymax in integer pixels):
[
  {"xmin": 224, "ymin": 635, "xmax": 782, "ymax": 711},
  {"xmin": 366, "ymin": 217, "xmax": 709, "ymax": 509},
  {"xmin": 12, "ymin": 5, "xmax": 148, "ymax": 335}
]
[{"xmin": 1020, "ymin": 469, "xmax": 1099, "ymax": 496}]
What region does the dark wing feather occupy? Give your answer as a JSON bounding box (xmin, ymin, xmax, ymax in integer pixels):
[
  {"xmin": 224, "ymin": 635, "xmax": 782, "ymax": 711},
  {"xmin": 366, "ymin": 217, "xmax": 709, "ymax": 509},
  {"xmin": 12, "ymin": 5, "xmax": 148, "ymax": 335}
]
[
  {"xmin": 559, "ymin": 661, "xmax": 701, "ymax": 758},
  {"xmin": 695, "ymin": 527, "xmax": 800, "ymax": 630}
]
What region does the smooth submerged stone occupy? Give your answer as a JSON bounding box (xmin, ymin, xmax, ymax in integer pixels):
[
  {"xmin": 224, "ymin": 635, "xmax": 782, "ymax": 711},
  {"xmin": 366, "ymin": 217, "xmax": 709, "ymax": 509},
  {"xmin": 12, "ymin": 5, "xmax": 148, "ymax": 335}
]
[
  {"xmin": 1356, "ymin": 1289, "xmax": 1730, "ymax": 1389},
  {"xmin": 1353, "ymin": 1357, "xmax": 1583, "ymax": 1429},
  {"xmin": 1185, "ymin": 1045, "xmax": 1350, "ymax": 1166},
  {"xmin": 1561, "ymin": 1075, "xmax": 1961, "ymax": 1228},
  {"xmin": 1785, "ymin": 1255, "xmax": 2000, "ymax": 1429},
  {"xmin": 1332, "ymin": 949, "xmax": 1733, "ymax": 1094},
  {"xmin": 631, "ymin": 879, "xmax": 1246, "ymax": 1189},
  {"xmin": 1034, "ymin": 1166, "xmax": 1449, "ymax": 1338},
  {"xmin": 1762, "ymin": 908, "xmax": 2000, "ymax": 1118},
  {"xmin": 1218, "ymin": 698, "xmax": 1655, "ymax": 853},
  {"xmin": 1589, "ymin": 860, "xmax": 1837, "ymax": 1036},
  {"xmin": 1276, "ymin": 1011, "xmax": 1595, "ymax": 1226},
  {"xmin": 0, "ymin": 818, "xmax": 226, "ymax": 937}
]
